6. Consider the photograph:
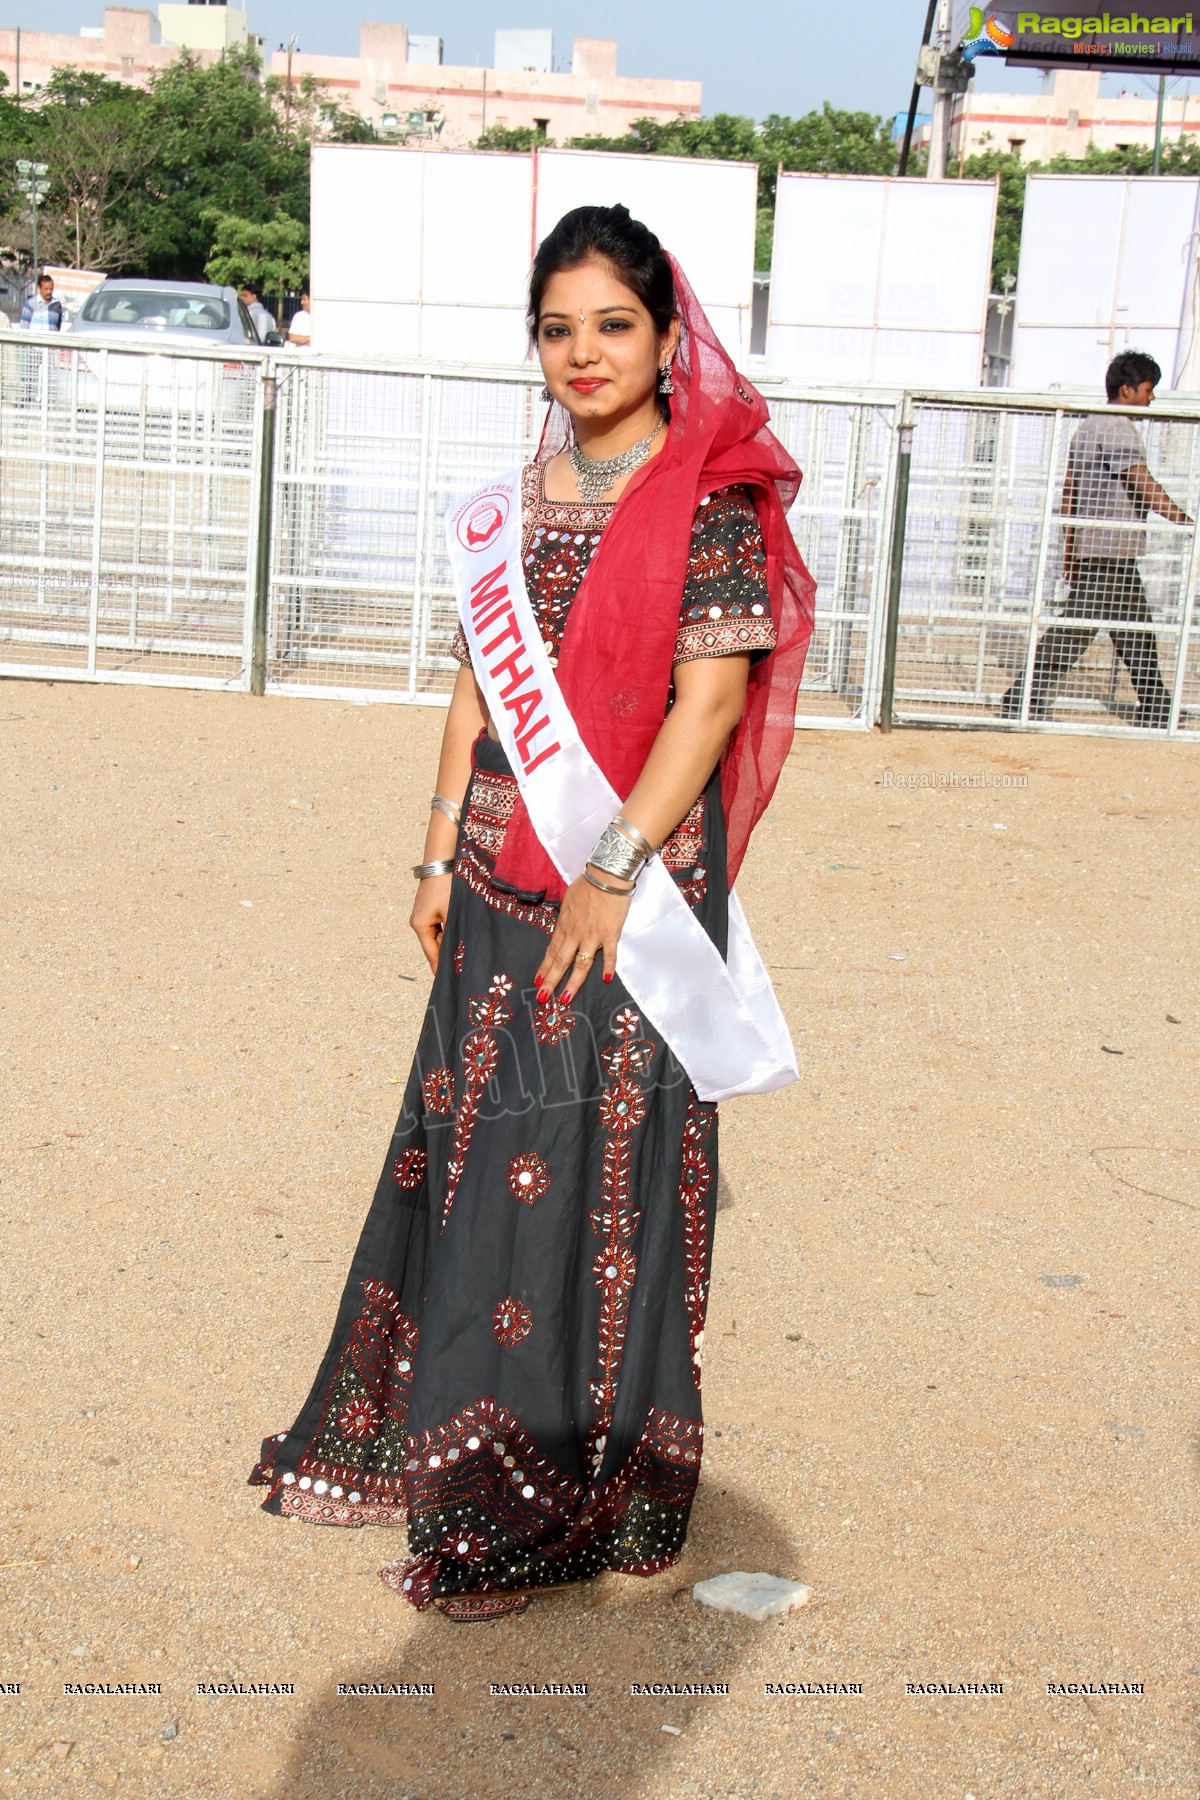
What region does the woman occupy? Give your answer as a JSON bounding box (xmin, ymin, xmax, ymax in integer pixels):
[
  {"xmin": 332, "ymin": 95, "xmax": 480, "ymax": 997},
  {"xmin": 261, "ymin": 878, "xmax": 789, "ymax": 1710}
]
[{"xmin": 251, "ymin": 205, "xmax": 815, "ymax": 1621}]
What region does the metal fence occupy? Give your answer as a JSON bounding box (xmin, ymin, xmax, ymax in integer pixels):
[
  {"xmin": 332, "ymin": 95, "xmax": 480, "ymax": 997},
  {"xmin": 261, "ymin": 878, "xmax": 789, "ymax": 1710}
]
[
  {"xmin": 0, "ymin": 335, "xmax": 262, "ymax": 688},
  {"xmin": 2, "ymin": 333, "xmax": 1198, "ymax": 737},
  {"xmin": 889, "ymin": 390, "xmax": 1200, "ymax": 735}
]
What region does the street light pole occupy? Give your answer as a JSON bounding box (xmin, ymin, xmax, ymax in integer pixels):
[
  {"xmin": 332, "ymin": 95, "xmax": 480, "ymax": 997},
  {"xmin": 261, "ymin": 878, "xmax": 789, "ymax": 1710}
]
[
  {"xmin": 15, "ymin": 158, "xmax": 51, "ymax": 281},
  {"xmin": 1153, "ymin": 74, "xmax": 1167, "ymax": 174}
]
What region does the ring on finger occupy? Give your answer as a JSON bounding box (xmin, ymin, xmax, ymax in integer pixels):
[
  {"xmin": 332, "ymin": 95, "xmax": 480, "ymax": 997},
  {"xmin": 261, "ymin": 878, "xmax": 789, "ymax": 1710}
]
[{"xmin": 574, "ymin": 949, "xmax": 596, "ymax": 965}]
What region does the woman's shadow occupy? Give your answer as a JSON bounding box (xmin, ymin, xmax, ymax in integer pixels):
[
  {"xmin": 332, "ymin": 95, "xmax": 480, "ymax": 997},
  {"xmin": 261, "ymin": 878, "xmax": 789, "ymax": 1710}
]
[{"xmin": 266, "ymin": 1480, "xmax": 800, "ymax": 1800}]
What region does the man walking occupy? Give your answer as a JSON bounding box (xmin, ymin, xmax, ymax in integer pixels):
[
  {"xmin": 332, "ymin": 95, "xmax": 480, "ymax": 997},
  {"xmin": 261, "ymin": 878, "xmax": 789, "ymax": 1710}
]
[
  {"xmin": 18, "ymin": 273, "xmax": 63, "ymax": 331},
  {"xmin": 1000, "ymin": 351, "xmax": 1191, "ymax": 728}
]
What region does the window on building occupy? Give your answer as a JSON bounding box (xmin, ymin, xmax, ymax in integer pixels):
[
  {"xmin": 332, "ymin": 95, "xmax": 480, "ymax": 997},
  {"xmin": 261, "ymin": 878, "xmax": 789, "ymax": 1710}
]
[
  {"xmin": 533, "ymin": 117, "xmax": 549, "ymax": 137},
  {"xmin": 1008, "ymin": 137, "xmax": 1026, "ymax": 156}
]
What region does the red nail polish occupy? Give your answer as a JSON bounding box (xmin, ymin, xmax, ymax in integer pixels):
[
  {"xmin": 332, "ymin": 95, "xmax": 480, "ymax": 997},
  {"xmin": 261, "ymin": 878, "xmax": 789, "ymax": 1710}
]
[
  {"xmin": 603, "ymin": 972, "xmax": 613, "ymax": 984},
  {"xmin": 537, "ymin": 988, "xmax": 549, "ymax": 1004}
]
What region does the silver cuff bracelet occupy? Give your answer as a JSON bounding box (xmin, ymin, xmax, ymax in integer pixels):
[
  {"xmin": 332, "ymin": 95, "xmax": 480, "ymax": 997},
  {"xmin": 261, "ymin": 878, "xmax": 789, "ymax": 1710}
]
[{"xmin": 588, "ymin": 822, "xmax": 647, "ymax": 884}]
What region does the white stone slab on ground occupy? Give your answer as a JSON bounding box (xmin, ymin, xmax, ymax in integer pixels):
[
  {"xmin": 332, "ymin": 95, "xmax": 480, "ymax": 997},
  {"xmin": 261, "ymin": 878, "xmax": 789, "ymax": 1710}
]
[{"xmin": 692, "ymin": 1572, "xmax": 812, "ymax": 1621}]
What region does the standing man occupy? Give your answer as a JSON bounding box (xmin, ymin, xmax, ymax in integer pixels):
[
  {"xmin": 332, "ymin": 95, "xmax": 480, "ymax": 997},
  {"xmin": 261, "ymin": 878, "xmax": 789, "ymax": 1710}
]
[
  {"xmin": 1001, "ymin": 351, "xmax": 1191, "ymax": 728},
  {"xmin": 286, "ymin": 287, "xmax": 311, "ymax": 348},
  {"xmin": 240, "ymin": 283, "xmax": 277, "ymax": 342},
  {"xmin": 19, "ymin": 273, "xmax": 63, "ymax": 331}
]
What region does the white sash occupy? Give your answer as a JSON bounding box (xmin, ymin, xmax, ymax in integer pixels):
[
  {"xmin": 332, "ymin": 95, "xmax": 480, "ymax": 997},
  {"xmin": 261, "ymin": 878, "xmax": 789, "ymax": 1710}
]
[{"xmin": 446, "ymin": 470, "xmax": 798, "ymax": 1102}]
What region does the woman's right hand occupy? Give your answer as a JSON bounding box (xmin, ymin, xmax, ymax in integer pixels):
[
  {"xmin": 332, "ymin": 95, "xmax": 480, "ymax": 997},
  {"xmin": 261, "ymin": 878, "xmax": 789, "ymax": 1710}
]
[{"xmin": 411, "ymin": 874, "xmax": 453, "ymax": 973}]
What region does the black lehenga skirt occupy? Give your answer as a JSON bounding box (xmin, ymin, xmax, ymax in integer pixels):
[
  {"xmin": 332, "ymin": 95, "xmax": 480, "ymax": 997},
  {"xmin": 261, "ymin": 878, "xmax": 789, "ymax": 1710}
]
[{"xmin": 250, "ymin": 734, "xmax": 726, "ymax": 1610}]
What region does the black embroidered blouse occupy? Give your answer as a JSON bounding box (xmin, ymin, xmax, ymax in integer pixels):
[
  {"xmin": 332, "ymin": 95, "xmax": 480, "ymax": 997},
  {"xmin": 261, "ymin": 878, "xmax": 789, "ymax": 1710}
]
[{"xmin": 450, "ymin": 463, "xmax": 776, "ymax": 669}]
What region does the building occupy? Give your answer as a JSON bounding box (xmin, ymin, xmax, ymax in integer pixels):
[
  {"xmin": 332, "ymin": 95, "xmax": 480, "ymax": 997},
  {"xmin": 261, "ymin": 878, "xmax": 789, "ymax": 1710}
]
[
  {"xmin": 266, "ymin": 27, "xmax": 701, "ymax": 144},
  {"xmin": 945, "ymin": 68, "xmax": 1200, "ymax": 162},
  {"xmin": 1, "ymin": 9, "xmax": 700, "ymax": 146},
  {"xmin": 0, "ymin": 4, "xmax": 259, "ymax": 98}
]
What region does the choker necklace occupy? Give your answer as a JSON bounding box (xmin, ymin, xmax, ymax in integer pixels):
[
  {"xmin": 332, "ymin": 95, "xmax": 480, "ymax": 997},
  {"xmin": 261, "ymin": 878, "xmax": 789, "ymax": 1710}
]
[{"xmin": 569, "ymin": 418, "xmax": 664, "ymax": 505}]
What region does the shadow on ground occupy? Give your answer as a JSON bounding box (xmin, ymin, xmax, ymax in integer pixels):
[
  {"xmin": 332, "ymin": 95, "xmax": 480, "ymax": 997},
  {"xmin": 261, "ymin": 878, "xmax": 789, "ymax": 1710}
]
[{"xmin": 268, "ymin": 1481, "xmax": 797, "ymax": 1800}]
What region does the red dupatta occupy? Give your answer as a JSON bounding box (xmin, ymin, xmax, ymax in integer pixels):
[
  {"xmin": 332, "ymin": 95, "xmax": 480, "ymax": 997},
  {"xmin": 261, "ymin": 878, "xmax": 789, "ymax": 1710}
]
[{"xmin": 491, "ymin": 253, "xmax": 816, "ymax": 903}]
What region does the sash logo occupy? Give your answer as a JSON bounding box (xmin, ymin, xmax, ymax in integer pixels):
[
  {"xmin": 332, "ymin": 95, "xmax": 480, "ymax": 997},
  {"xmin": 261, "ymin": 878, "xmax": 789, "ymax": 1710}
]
[{"xmin": 457, "ymin": 492, "xmax": 509, "ymax": 553}]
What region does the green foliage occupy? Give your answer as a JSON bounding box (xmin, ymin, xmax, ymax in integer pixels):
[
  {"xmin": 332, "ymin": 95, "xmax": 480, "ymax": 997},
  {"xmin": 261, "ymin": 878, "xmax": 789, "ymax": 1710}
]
[
  {"xmin": 474, "ymin": 123, "xmax": 554, "ymax": 151},
  {"xmin": 203, "ymin": 210, "xmax": 309, "ymax": 291},
  {"xmin": 0, "ymin": 48, "xmax": 350, "ymax": 278},
  {"xmin": 0, "ymin": 67, "xmax": 149, "ymax": 269},
  {"xmin": 952, "ymin": 149, "xmax": 1028, "ymax": 288},
  {"xmin": 264, "ymin": 71, "xmax": 379, "ymax": 145},
  {"xmin": 123, "ymin": 50, "xmax": 309, "ymax": 277}
]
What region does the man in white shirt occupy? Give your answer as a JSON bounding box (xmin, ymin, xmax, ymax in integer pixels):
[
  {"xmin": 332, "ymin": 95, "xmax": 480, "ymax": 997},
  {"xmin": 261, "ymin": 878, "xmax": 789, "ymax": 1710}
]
[
  {"xmin": 287, "ymin": 288, "xmax": 311, "ymax": 348},
  {"xmin": 1001, "ymin": 351, "xmax": 1190, "ymax": 728}
]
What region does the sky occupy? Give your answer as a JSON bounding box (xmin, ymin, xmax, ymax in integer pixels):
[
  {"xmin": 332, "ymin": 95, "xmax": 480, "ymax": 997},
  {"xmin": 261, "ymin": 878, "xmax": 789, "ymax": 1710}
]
[{"xmin": 18, "ymin": 0, "xmax": 1197, "ymax": 119}]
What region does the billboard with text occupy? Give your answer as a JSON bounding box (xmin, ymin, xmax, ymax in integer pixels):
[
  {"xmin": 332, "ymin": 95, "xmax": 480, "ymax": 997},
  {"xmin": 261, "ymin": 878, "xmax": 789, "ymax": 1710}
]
[{"xmin": 954, "ymin": 2, "xmax": 1200, "ymax": 72}]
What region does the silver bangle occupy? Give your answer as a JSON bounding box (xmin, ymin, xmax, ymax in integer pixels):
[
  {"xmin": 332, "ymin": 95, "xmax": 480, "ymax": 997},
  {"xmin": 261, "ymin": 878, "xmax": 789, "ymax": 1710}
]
[
  {"xmin": 589, "ymin": 822, "xmax": 646, "ymax": 884},
  {"xmin": 583, "ymin": 867, "xmax": 634, "ymax": 896},
  {"xmin": 613, "ymin": 815, "xmax": 654, "ymax": 858},
  {"xmin": 431, "ymin": 794, "xmax": 461, "ymax": 828},
  {"xmin": 413, "ymin": 859, "xmax": 455, "ymax": 879}
]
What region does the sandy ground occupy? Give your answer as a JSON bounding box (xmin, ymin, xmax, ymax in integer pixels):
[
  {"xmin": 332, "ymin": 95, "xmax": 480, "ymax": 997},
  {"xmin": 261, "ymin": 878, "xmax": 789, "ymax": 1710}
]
[{"xmin": 0, "ymin": 680, "xmax": 1197, "ymax": 1800}]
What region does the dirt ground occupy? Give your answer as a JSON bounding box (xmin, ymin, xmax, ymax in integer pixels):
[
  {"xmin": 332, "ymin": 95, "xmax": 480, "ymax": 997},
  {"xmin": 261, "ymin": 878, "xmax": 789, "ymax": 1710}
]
[{"xmin": 0, "ymin": 680, "xmax": 1197, "ymax": 1800}]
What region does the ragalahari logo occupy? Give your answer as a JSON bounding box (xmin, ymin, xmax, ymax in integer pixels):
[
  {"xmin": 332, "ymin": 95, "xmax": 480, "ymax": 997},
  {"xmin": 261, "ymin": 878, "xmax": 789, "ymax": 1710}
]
[{"xmin": 961, "ymin": 7, "xmax": 1018, "ymax": 55}]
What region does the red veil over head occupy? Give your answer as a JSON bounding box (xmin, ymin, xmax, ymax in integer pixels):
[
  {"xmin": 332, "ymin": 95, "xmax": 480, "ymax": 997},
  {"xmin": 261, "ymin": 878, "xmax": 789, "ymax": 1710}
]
[{"xmin": 491, "ymin": 252, "xmax": 816, "ymax": 902}]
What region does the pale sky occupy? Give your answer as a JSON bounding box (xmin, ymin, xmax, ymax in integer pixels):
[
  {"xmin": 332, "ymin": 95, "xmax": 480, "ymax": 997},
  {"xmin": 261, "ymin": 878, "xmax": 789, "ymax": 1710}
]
[{"xmin": 17, "ymin": 0, "xmax": 1197, "ymax": 119}]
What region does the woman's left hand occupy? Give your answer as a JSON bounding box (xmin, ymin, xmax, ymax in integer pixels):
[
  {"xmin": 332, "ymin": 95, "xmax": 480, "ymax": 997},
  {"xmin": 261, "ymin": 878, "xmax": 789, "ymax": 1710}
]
[{"xmin": 534, "ymin": 873, "xmax": 631, "ymax": 1004}]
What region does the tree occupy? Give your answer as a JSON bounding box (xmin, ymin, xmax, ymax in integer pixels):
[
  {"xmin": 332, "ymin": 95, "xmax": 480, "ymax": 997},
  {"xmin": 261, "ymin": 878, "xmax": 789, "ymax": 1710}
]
[
  {"xmin": 474, "ymin": 123, "xmax": 554, "ymax": 152},
  {"xmin": 0, "ymin": 66, "xmax": 150, "ymax": 271},
  {"xmin": 952, "ymin": 148, "xmax": 1028, "ymax": 288},
  {"xmin": 126, "ymin": 49, "xmax": 310, "ymax": 278},
  {"xmin": 264, "ymin": 71, "xmax": 378, "ymax": 145},
  {"xmin": 203, "ymin": 210, "xmax": 309, "ymax": 292}
]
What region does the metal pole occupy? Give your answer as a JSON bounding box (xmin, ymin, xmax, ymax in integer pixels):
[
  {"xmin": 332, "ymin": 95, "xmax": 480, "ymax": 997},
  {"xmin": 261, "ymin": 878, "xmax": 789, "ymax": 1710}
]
[
  {"xmin": 1153, "ymin": 74, "xmax": 1166, "ymax": 174},
  {"xmin": 927, "ymin": 1, "xmax": 952, "ymax": 181},
  {"xmin": 250, "ymin": 369, "xmax": 278, "ymax": 695},
  {"xmin": 880, "ymin": 397, "xmax": 915, "ymax": 731},
  {"xmin": 31, "ymin": 188, "xmax": 39, "ymax": 280},
  {"xmin": 898, "ymin": 0, "xmax": 938, "ymax": 176}
]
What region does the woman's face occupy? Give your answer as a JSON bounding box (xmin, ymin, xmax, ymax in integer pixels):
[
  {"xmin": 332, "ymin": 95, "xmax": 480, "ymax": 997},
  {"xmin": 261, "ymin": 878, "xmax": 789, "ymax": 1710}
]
[{"xmin": 536, "ymin": 258, "xmax": 678, "ymax": 430}]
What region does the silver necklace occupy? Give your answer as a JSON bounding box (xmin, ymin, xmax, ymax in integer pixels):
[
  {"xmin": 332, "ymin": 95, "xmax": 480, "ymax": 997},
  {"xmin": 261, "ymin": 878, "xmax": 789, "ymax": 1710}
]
[{"xmin": 569, "ymin": 419, "xmax": 664, "ymax": 505}]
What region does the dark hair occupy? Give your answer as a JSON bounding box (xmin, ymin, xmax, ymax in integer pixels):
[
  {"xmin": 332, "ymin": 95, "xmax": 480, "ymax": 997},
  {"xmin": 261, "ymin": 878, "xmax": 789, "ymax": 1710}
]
[
  {"xmin": 241, "ymin": 281, "xmax": 262, "ymax": 299},
  {"xmin": 1106, "ymin": 350, "xmax": 1161, "ymax": 400},
  {"xmin": 527, "ymin": 203, "xmax": 675, "ymax": 341}
]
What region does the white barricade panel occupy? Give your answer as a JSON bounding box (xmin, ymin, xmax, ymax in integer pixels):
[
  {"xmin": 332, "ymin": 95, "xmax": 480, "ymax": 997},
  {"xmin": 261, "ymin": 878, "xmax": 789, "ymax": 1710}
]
[
  {"xmin": 312, "ymin": 147, "xmax": 533, "ymax": 361},
  {"xmin": 312, "ymin": 147, "xmax": 424, "ymax": 307},
  {"xmin": 532, "ymin": 149, "xmax": 757, "ymax": 363},
  {"xmin": 1012, "ymin": 175, "xmax": 1200, "ymax": 390},
  {"xmin": 767, "ymin": 174, "xmax": 995, "ymax": 388}
]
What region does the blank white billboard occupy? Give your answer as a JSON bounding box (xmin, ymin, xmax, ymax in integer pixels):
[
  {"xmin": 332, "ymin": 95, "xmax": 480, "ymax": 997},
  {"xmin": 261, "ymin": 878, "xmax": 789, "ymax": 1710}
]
[
  {"xmin": 767, "ymin": 174, "xmax": 996, "ymax": 387},
  {"xmin": 1011, "ymin": 175, "xmax": 1200, "ymax": 391},
  {"xmin": 532, "ymin": 150, "xmax": 758, "ymax": 362},
  {"xmin": 311, "ymin": 146, "xmax": 534, "ymax": 360}
]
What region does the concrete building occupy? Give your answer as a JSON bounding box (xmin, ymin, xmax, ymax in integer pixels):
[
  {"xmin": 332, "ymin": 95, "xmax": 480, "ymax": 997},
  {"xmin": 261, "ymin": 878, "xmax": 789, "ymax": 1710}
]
[
  {"xmin": 266, "ymin": 27, "xmax": 701, "ymax": 144},
  {"xmin": 1, "ymin": 10, "xmax": 699, "ymax": 146},
  {"xmin": 0, "ymin": 4, "xmax": 252, "ymax": 97},
  {"xmin": 944, "ymin": 68, "xmax": 1200, "ymax": 162}
]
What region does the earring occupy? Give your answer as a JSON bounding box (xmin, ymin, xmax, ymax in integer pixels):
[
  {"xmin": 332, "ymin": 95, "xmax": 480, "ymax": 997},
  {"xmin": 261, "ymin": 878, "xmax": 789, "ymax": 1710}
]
[
  {"xmin": 657, "ymin": 361, "xmax": 675, "ymax": 397},
  {"xmin": 540, "ymin": 384, "xmax": 551, "ymax": 402}
]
